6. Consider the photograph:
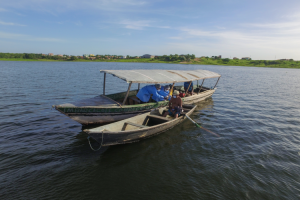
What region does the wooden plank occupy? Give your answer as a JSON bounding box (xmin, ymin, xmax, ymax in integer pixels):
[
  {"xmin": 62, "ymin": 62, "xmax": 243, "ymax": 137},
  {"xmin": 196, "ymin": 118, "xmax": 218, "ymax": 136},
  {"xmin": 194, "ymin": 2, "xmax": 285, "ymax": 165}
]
[
  {"xmin": 100, "ymin": 95, "xmax": 123, "ymax": 108},
  {"xmin": 122, "ymin": 82, "xmax": 132, "ymax": 105},
  {"xmin": 147, "ymin": 115, "xmax": 171, "ymax": 121},
  {"xmin": 125, "ymin": 122, "xmax": 148, "ymax": 128}
]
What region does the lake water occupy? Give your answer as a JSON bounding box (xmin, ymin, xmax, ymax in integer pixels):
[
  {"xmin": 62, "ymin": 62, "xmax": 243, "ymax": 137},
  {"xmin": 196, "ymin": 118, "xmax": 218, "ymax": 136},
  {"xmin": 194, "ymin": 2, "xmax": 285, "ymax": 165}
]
[{"xmin": 1, "ymin": 61, "xmax": 300, "ymax": 199}]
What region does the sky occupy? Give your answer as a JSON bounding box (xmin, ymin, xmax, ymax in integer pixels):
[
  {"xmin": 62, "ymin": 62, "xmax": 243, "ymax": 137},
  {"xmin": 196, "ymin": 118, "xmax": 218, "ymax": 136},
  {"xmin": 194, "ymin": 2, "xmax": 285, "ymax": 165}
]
[{"xmin": 1, "ymin": 0, "xmax": 300, "ymax": 60}]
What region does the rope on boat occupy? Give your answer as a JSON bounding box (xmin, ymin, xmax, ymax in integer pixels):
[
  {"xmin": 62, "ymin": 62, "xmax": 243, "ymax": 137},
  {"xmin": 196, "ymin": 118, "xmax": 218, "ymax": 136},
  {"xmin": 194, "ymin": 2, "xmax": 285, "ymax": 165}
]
[{"xmin": 87, "ymin": 131, "xmax": 104, "ymax": 151}]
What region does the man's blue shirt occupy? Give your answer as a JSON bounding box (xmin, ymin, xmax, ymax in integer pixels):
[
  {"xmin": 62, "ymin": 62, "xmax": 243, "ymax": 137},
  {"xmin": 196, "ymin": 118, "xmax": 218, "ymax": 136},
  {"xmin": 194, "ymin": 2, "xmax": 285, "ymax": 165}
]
[
  {"xmin": 184, "ymin": 82, "xmax": 193, "ymax": 92},
  {"xmin": 136, "ymin": 85, "xmax": 165, "ymax": 102}
]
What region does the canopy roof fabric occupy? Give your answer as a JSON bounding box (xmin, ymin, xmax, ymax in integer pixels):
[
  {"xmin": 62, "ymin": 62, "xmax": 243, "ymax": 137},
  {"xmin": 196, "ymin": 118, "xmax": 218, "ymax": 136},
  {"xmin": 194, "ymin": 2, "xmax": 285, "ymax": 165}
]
[{"xmin": 100, "ymin": 70, "xmax": 221, "ymax": 83}]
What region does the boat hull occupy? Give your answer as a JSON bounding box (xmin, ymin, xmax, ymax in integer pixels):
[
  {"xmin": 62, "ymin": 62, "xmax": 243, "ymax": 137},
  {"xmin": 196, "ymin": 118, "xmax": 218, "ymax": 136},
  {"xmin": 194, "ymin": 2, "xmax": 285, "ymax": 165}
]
[
  {"xmin": 85, "ymin": 105, "xmax": 196, "ymax": 146},
  {"xmin": 183, "ymin": 89, "xmax": 215, "ymax": 104},
  {"xmin": 68, "ymin": 112, "xmax": 145, "ymax": 125}
]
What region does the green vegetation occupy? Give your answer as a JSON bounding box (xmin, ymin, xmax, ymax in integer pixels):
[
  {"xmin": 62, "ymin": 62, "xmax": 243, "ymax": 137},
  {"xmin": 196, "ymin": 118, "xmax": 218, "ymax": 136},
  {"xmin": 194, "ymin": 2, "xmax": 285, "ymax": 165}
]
[
  {"xmin": 196, "ymin": 57, "xmax": 299, "ymax": 68},
  {"xmin": 1, "ymin": 53, "xmax": 299, "ymax": 68}
]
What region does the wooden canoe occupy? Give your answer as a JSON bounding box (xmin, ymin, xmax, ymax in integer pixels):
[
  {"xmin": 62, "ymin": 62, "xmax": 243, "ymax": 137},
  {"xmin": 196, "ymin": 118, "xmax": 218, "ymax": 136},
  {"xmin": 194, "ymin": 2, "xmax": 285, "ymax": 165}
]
[{"xmin": 83, "ymin": 104, "xmax": 197, "ymax": 146}]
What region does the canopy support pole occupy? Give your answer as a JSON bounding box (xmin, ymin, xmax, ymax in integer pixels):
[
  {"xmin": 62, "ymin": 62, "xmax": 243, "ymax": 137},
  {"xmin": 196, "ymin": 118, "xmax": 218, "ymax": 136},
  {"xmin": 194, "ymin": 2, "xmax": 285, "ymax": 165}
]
[
  {"xmin": 197, "ymin": 80, "xmax": 199, "ymax": 87},
  {"xmin": 137, "ymin": 83, "xmax": 140, "ymax": 93},
  {"xmin": 199, "ymin": 79, "xmax": 205, "ymax": 93},
  {"xmin": 170, "ymin": 82, "xmax": 175, "ymax": 97},
  {"xmin": 123, "ymin": 82, "xmax": 132, "ymax": 105},
  {"xmin": 185, "ymin": 81, "xmax": 192, "ymax": 94},
  {"xmin": 213, "ymin": 77, "xmax": 220, "ymax": 89},
  {"xmin": 103, "ymin": 73, "xmax": 106, "ymax": 95}
]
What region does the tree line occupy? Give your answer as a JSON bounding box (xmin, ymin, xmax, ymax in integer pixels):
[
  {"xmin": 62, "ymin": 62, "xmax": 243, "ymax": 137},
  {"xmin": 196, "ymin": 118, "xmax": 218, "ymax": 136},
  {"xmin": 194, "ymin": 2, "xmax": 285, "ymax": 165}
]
[
  {"xmin": 154, "ymin": 54, "xmax": 196, "ymax": 62},
  {"xmin": 0, "ymin": 53, "xmax": 68, "ymax": 60},
  {"xmin": 0, "ymin": 53, "xmax": 197, "ymax": 61}
]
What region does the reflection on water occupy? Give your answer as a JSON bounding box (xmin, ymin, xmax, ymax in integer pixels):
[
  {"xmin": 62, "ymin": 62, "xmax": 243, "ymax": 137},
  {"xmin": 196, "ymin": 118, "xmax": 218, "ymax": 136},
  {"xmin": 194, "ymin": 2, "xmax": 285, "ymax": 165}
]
[{"xmin": 1, "ymin": 61, "xmax": 300, "ymax": 199}]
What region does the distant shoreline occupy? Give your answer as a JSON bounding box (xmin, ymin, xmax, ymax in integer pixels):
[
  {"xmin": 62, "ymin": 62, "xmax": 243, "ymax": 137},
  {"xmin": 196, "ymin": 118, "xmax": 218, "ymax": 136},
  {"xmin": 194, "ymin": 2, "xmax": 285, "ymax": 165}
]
[{"xmin": 0, "ymin": 58, "xmax": 299, "ymax": 69}]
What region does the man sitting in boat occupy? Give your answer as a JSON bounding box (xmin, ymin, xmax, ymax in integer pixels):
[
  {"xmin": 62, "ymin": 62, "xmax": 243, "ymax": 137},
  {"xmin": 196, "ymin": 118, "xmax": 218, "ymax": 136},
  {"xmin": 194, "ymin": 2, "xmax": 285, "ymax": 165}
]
[
  {"xmin": 163, "ymin": 90, "xmax": 182, "ymax": 118},
  {"xmin": 159, "ymin": 85, "xmax": 171, "ymax": 100},
  {"xmin": 136, "ymin": 84, "xmax": 166, "ymax": 103},
  {"xmin": 184, "ymin": 81, "xmax": 193, "ymax": 96}
]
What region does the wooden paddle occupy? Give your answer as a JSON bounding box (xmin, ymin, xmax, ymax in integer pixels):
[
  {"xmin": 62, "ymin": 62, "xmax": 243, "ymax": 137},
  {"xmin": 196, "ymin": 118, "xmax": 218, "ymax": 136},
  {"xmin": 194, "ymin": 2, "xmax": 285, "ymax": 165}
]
[{"xmin": 185, "ymin": 115, "xmax": 220, "ymax": 137}]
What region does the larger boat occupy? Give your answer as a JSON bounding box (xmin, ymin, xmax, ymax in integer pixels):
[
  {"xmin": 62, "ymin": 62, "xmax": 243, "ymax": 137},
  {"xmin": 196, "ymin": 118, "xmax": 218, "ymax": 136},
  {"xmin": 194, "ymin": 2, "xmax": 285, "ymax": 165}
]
[{"xmin": 53, "ymin": 69, "xmax": 221, "ymax": 125}]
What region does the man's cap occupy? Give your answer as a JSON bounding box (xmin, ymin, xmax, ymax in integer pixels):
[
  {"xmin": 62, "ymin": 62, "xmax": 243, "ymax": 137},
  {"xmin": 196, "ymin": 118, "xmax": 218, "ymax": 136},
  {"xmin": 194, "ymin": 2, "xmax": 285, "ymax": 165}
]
[{"xmin": 173, "ymin": 90, "xmax": 180, "ymax": 96}]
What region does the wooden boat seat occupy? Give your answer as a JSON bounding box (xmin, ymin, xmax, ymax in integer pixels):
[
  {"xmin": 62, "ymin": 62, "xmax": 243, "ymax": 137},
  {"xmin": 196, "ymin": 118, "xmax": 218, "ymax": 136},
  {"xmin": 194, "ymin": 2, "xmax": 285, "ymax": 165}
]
[
  {"xmin": 129, "ymin": 96, "xmax": 141, "ymax": 104},
  {"xmin": 122, "ymin": 122, "xmax": 148, "ymax": 130},
  {"xmin": 147, "ymin": 115, "xmax": 171, "ymax": 121}
]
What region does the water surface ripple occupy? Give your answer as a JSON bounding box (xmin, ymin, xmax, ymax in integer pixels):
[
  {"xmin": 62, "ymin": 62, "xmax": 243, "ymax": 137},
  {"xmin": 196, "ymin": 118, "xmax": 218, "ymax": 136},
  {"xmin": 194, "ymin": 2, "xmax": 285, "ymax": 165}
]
[{"xmin": 0, "ymin": 61, "xmax": 300, "ymax": 199}]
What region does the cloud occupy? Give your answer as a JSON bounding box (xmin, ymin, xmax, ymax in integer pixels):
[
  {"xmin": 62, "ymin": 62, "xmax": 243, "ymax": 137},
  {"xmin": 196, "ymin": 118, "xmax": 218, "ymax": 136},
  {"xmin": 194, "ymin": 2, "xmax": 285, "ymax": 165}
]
[
  {"xmin": 246, "ymin": 21, "xmax": 300, "ymax": 29},
  {"xmin": 119, "ymin": 20, "xmax": 170, "ymax": 30},
  {"xmin": 119, "ymin": 20, "xmax": 152, "ymax": 30},
  {"xmin": 169, "ymin": 36, "xmax": 182, "ymax": 40},
  {"xmin": 1, "ymin": 0, "xmax": 147, "ymax": 13},
  {"xmin": 0, "ymin": 7, "xmax": 26, "ymax": 16},
  {"xmin": 74, "ymin": 21, "xmax": 82, "ymax": 26},
  {"xmin": 179, "ymin": 27, "xmax": 300, "ymax": 47},
  {"xmin": 161, "ymin": 13, "xmax": 300, "ymax": 60},
  {"xmin": 0, "ymin": 31, "xmax": 64, "ymax": 42},
  {"xmin": 0, "ymin": 20, "xmax": 26, "ymax": 26}
]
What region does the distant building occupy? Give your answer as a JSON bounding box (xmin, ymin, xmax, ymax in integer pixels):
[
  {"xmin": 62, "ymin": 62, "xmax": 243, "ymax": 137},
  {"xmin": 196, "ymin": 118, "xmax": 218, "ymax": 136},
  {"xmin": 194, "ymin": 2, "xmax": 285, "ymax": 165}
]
[
  {"xmin": 218, "ymin": 55, "xmax": 222, "ymax": 58},
  {"xmin": 233, "ymin": 57, "xmax": 239, "ymax": 60},
  {"xmin": 48, "ymin": 53, "xmax": 54, "ymax": 56},
  {"xmin": 120, "ymin": 56, "xmax": 127, "ymax": 59},
  {"xmin": 141, "ymin": 54, "xmax": 155, "ymax": 58},
  {"xmin": 89, "ymin": 54, "xmax": 95, "ymax": 57},
  {"xmin": 57, "ymin": 54, "xmax": 63, "ymax": 57},
  {"xmin": 241, "ymin": 57, "xmax": 251, "ymax": 60},
  {"xmin": 89, "ymin": 57, "xmax": 96, "ymax": 60},
  {"xmin": 83, "ymin": 54, "xmax": 89, "ymax": 57}
]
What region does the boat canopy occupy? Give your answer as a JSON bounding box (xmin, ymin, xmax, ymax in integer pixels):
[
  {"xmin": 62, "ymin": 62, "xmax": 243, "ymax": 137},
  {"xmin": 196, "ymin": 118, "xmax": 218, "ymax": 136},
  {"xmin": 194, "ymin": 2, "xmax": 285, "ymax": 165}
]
[{"xmin": 100, "ymin": 70, "xmax": 221, "ymax": 83}]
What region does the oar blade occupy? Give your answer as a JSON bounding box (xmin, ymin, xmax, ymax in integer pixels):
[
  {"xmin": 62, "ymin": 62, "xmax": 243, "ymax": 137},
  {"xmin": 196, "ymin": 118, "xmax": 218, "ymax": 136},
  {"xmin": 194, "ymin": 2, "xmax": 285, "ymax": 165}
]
[
  {"xmin": 200, "ymin": 127, "xmax": 220, "ymax": 137},
  {"xmin": 186, "ymin": 115, "xmax": 220, "ymax": 137}
]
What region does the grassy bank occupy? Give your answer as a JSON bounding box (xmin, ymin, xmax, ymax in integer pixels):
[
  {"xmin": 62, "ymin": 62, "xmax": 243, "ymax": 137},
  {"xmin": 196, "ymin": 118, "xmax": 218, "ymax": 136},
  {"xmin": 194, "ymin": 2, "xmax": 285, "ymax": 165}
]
[
  {"xmin": 0, "ymin": 58, "xmax": 62, "ymax": 62},
  {"xmin": 1, "ymin": 57, "xmax": 300, "ymax": 69}
]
